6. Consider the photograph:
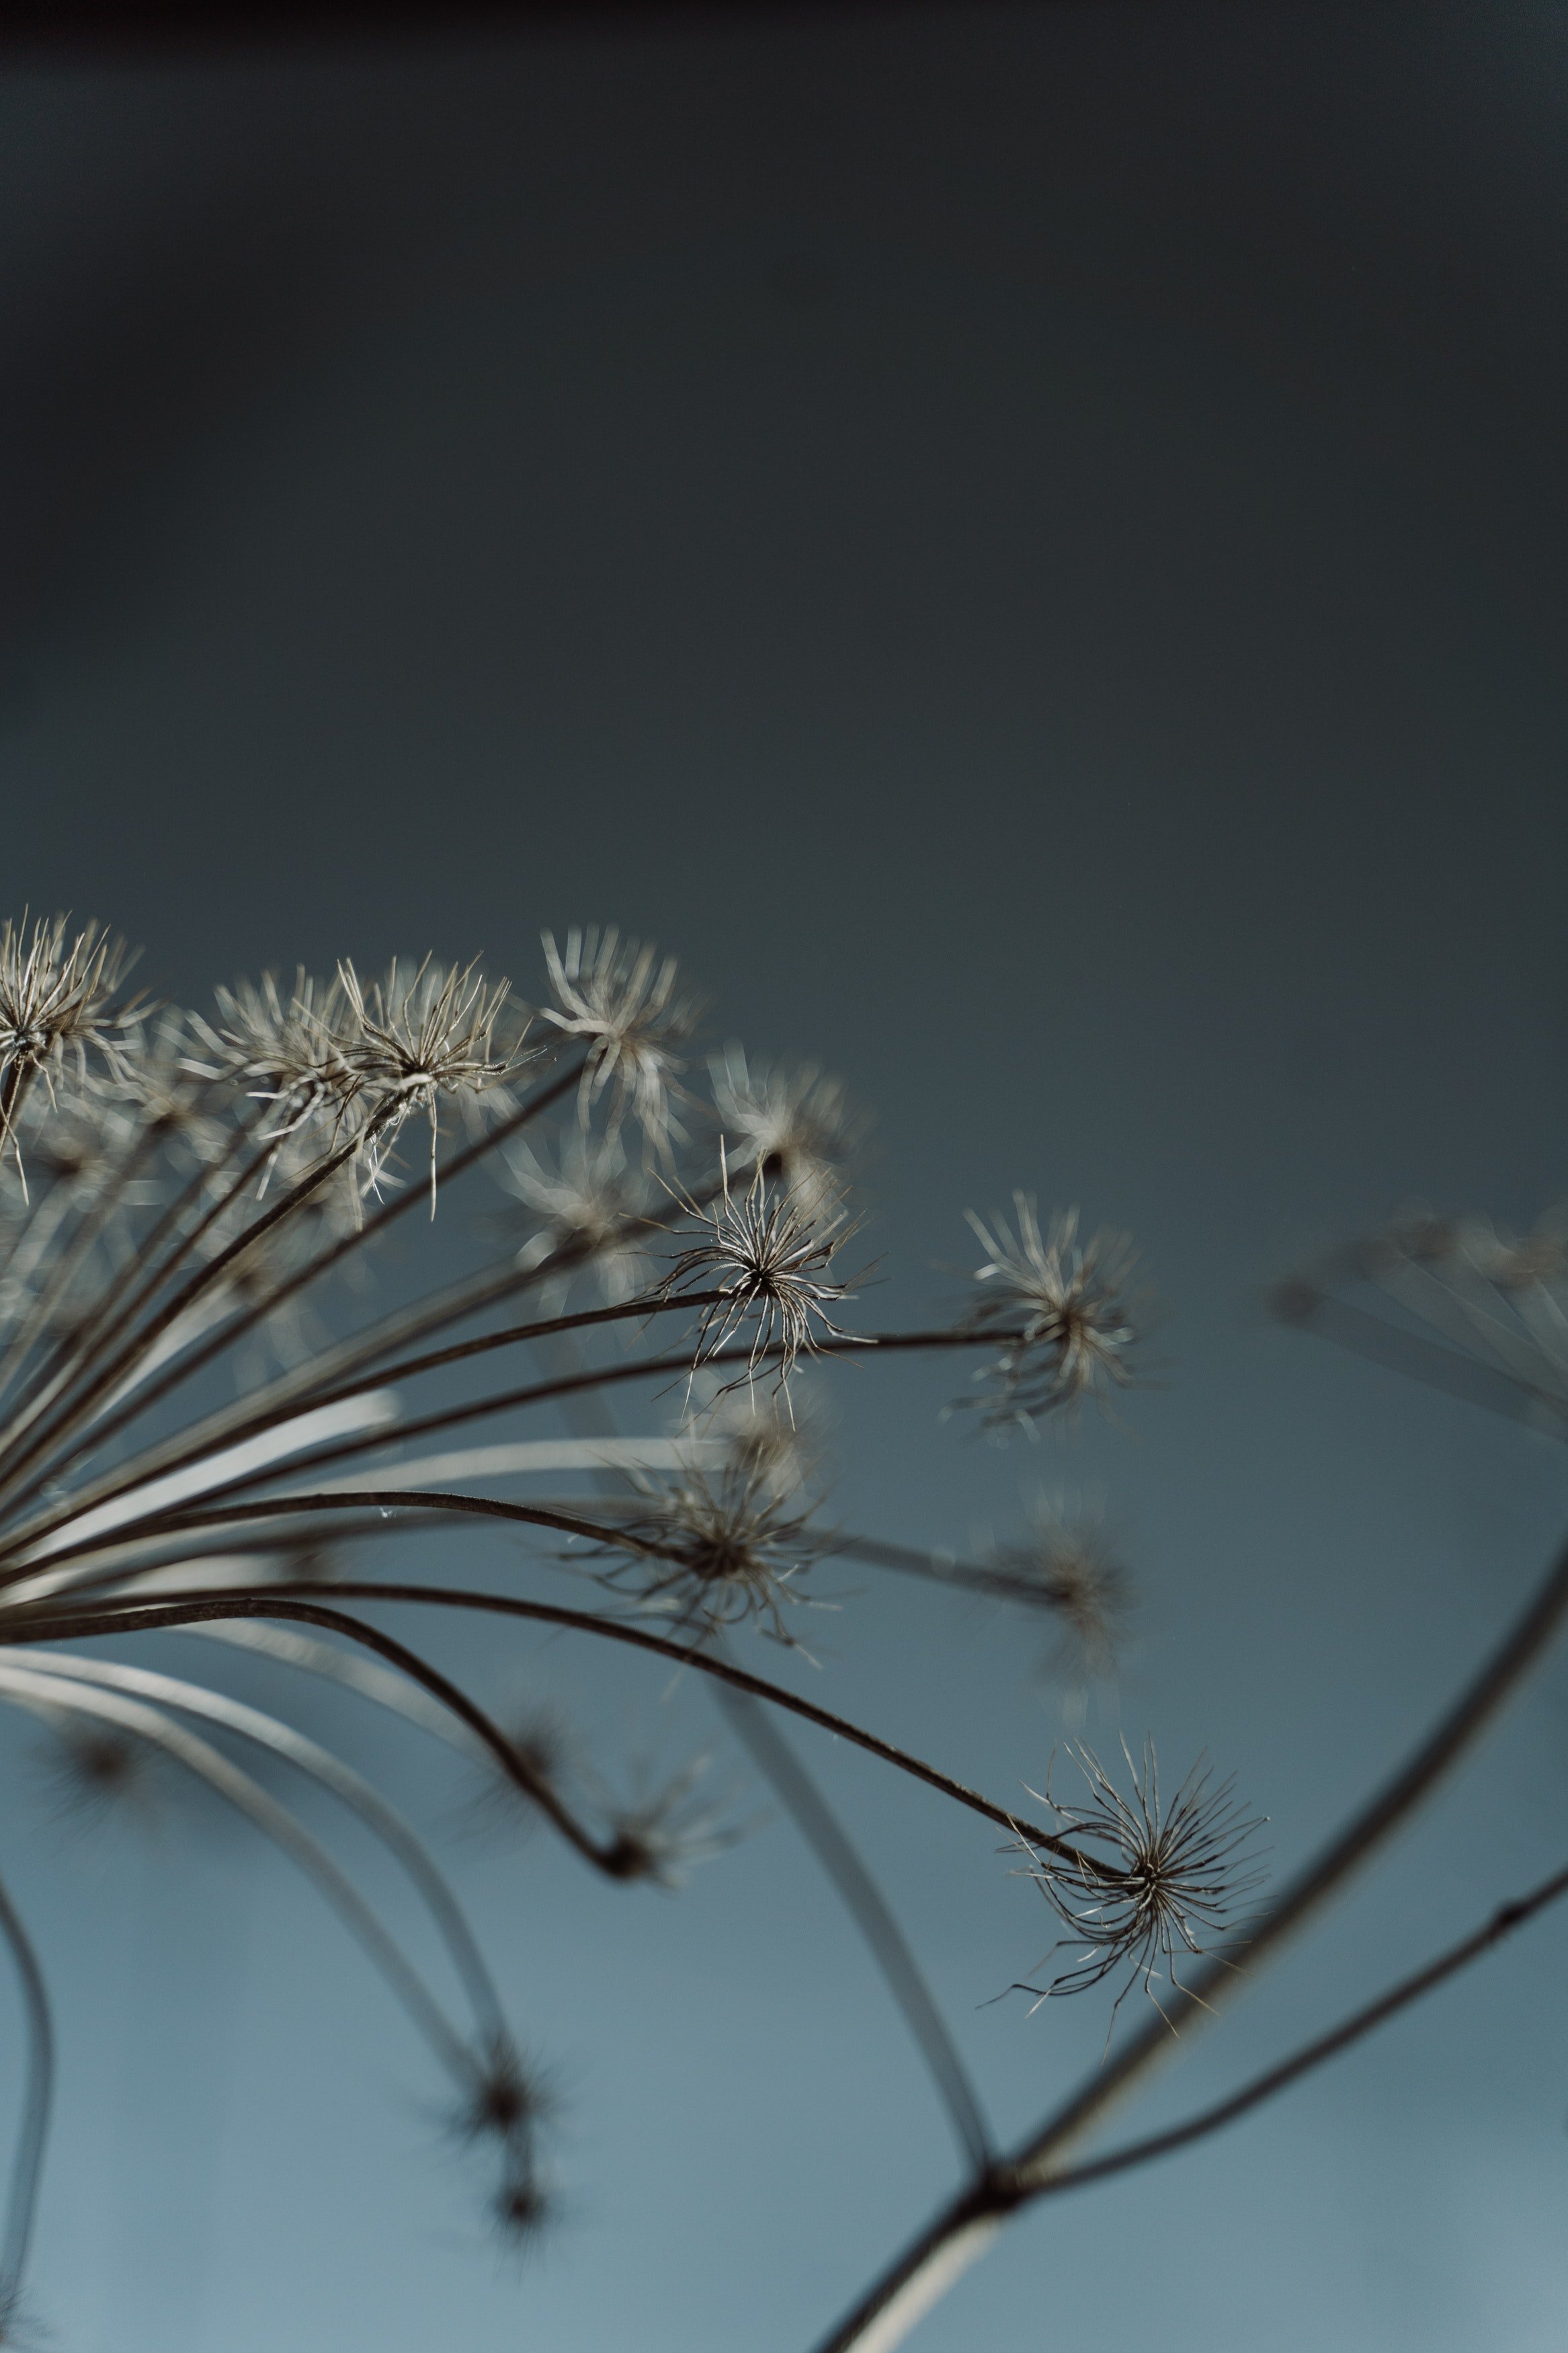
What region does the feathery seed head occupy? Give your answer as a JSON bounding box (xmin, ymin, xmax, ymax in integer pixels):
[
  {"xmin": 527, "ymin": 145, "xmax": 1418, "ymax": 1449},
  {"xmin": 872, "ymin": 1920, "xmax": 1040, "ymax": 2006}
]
[
  {"xmin": 590, "ymin": 1459, "xmax": 826, "ymax": 1642},
  {"xmin": 540, "ymin": 926, "xmax": 694, "ymax": 1152},
  {"xmin": 1007, "ymin": 1739, "xmax": 1265, "ymax": 2032},
  {"xmin": 337, "ymin": 955, "xmax": 524, "ymax": 1211},
  {"xmin": 495, "ymin": 1129, "xmax": 653, "ymax": 1302},
  {"xmin": 664, "ymin": 1158, "xmax": 864, "ymax": 1398},
  {"xmin": 988, "ymin": 1497, "xmax": 1132, "ymax": 1681},
  {"xmin": 708, "ymin": 1045, "xmax": 861, "ymax": 1205},
  {"xmin": 198, "ymin": 969, "xmax": 360, "ymax": 1127},
  {"xmin": 0, "ymin": 915, "xmax": 141, "ymax": 1162},
  {"xmin": 963, "ymin": 1196, "xmax": 1142, "ymax": 1430}
]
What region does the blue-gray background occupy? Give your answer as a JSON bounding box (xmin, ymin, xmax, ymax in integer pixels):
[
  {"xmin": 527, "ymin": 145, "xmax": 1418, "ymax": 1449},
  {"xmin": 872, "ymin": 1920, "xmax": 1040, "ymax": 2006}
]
[{"xmin": 3, "ymin": 6, "xmax": 1568, "ymax": 2347}]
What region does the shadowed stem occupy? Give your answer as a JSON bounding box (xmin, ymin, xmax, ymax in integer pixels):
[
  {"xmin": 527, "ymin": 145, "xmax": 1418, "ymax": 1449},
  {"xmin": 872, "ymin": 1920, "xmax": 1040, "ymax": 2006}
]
[
  {"xmin": 713, "ymin": 1680, "xmax": 993, "ymax": 2176},
  {"xmin": 807, "ymin": 1523, "xmax": 1568, "ymax": 2353},
  {"xmin": 0, "ymin": 1055, "xmax": 590, "ymax": 1513},
  {"xmin": 0, "ymin": 1321, "xmax": 1030, "ymax": 1592},
  {"xmin": 7, "ymin": 1575, "xmax": 1101, "ymax": 1868},
  {"xmin": 1026, "ymin": 1851, "xmax": 1568, "ymax": 2200},
  {"xmin": 0, "ymin": 1866, "xmax": 52, "ymax": 2328}
]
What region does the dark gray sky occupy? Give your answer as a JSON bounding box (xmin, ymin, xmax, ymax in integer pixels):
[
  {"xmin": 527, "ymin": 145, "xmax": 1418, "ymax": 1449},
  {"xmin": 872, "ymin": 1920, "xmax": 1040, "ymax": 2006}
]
[{"xmin": 3, "ymin": 9, "xmax": 1568, "ymax": 2349}]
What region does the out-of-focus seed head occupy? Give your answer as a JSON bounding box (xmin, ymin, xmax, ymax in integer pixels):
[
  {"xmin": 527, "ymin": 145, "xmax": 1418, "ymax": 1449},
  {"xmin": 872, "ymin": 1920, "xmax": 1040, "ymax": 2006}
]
[
  {"xmin": 539, "ymin": 926, "xmax": 695, "ymax": 1154},
  {"xmin": 597, "ymin": 1752, "xmax": 744, "ymax": 1886},
  {"xmin": 987, "ymin": 1496, "xmax": 1132, "ymax": 1681},
  {"xmin": 490, "ymin": 2165, "xmax": 553, "ymax": 2249},
  {"xmin": 495, "ymin": 1129, "xmax": 653, "ymax": 1303},
  {"xmin": 708, "ymin": 1044, "xmax": 862, "ymax": 1207},
  {"xmin": 589, "ymin": 1460, "xmax": 827, "ymax": 1644},
  {"xmin": 450, "ymin": 2034, "xmax": 554, "ymax": 2148},
  {"xmin": 193, "ymin": 969, "xmax": 362, "ymax": 1147},
  {"xmin": 962, "ymin": 1195, "xmax": 1142, "ymax": 1431},
  {"xmin": 118, "ymin": 1010, "xmax": 229, "ymax": 1166},
  {"xmin": 36, "ymin": 1719, "xmax": 159, "ymax": 1828},
  {"xmin": 685, "ymin": 1375, "xmax": 825, "ymax": 1501}
]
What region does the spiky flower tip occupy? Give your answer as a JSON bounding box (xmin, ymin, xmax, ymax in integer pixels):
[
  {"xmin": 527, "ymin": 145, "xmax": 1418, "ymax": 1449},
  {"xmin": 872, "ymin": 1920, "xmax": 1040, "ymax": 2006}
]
[
  {"xmin": 708, "ymin": 1043, "xmax": 862, "ymax": 1205},
  {"xmin": 539, "ymin": 924, "xmax": 695, "ymax": 1153},
  {"xmin": 663, "ymin": 1158, "xmax": 864, "ymax": 1398},
  {"xmin": 589, "ymin": 1461, "xmax": 826, "ymax": 1643},
  {"xmin": 0, "ymin": 914, "xmax": 141, "ymax": 1158},
  {"xmin": 985, "ymin": 1497, "xmax": 1131, "ymax": 1681},
  {"xmin": 962, "ymin": 1195, "xmax": 1142, "ymax": 1431},
  {"xmin": 338, "ymin": 955, "xmax": 525, "ymax": 1209},
  {"xmin": 1006, "ymin": 1739, "xmax": 1265, "ymax": 2034}
]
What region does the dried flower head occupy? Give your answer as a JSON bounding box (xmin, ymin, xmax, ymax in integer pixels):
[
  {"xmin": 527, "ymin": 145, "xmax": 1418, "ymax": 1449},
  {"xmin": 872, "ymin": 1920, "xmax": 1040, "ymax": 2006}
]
[
  {"xmin": 540, "ymin": 926, "xmax": 694, "ymax": 1152},
  {"xmin": 495, "ymin": 1129, "xmax": 653, "ymax": 1303},
  {"xmin": 34, "ymin": 1718, "xmax": 158, "ymax": 1828},
  {"xmin": 193, "ymin": 968, "xmax": 362, "ymax": 1146},
  {"xmin": 0, "ymin": 915, "xmax": 140, "ymax": 1168},
  {"xmin": 1007, "ymin": 1739, "xmax": 1265, "ymax": 2034},
  {"xmin": 597, "ymin": 1752, "xmax": 745, "ymax": 1886},
  {"xmin": 116, "ymin": 1011, "xmax": 229, "ymax": 1168},
  {"xmin": 686, "ymin": 1375, "xmax": 824, "ymax": 1501},
  {"xmin": 450, "ymin": 2033, "xmax": 554, "ymax": 2149},
  {"xmin": 963, "ymin": 1196, "xmax": 1142, "ymax": 1430},
  {"xmin": 490, "ymin": 2165, "xmax": 553, "ymax": 2248},
  {"xmin": 339, "ymin": 956, "xmax": 523, "ymax": 1210},
  {"xmin": 664, "ymin": 1157, "xmax": 863, "ymax": 1398},
  {"xmin": 708, "ymin": 1044, "xmax": 860, "ymax": 1205},
  {"xmin": 589, "ymin": 1460, "xmax": 827, "ymax": 1642},
  {"xmin": 987, "ymin": 1496, "xmax": 1132, "ymax": 1681}
]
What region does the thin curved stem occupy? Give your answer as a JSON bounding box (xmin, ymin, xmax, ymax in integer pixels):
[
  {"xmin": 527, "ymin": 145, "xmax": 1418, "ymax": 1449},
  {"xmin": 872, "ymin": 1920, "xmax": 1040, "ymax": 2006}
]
[
  {"xmin": 808, "ymin": 1522, "xmax": 1568, "ymax": 2353},
  {"xmin": 714, "ymin": 1681, "xmax": 992, "ymax": 2175},
  {"xmin": 7, "ymin": 1577, "xmax": 1096, "ymax": 1869},
  {"xmin": 13, "ymin": 1057, "xmax": 589, "ymax": 1505},
  {"xmin": 1028, "ymin": 1853, "xmax": 1568, "ymax": 2200},
  {"xmin": 0, "ymin": 1288, "xmax": 729, "ymax": 1567},
  {"xmin": 0, "ymin": 1865, "xmax": 51, "ymax": 2330}
]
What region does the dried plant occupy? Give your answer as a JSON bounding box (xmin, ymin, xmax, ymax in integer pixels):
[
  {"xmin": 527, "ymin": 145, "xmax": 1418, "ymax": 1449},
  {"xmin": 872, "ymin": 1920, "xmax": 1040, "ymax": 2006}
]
[
  {"xmin": 962, "ymin": 1195, "xmax": 1143, "ymax": 1429},
  {"xmin": 0, "ymin": 911, "xmax": 1560, "ymax": 2352},
  {"xmin": 1005, "ymin": 1741, "xmax": 1266, "ymax": 2031}
]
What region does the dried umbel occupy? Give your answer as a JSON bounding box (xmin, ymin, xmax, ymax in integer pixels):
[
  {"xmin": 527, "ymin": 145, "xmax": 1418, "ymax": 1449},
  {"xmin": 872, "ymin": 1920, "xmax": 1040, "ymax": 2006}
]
[
  {"xmin": 963, "ymin": 1196, "xmax": 1142, "ymax": 1429},
  {"xmin": 986, "ymin": 1497, "xmax": 1132, "ymax": 1681},
  {"xmin": 28, "ymin": 904, "xmax": 1555, "ymax": 2353},
  {"xmin": 192, "ymin": 967, "xmax": 362, "ymax": 1148},
  {"xmin": 495, "ymin": 1127, "xmax": 654, "ymax": 1304},
  {"xmin": 0, "ymin": 917, "xmax": 140, "ymax": 1174},
  {"xmin": 663, "ymin": 1156, "xmax": 864, "ymax": 1396},
  {"xmin": 585, "ymin": 1460, "xmax": 828, "ymax": 1642},
  {"xmin": 1, "ymin": 894, "xmax": 1561, "ymax": 2353},
  {"xmin": 338, "ymin": 955, "xmax": 525, "ymax": 1203},
  {"xmin": 708, "ymin": 1044, "xmax": 862, "ymax": 1205},
  {"xmin": 540, "ymin": 924, "xmax": 694, "ymax": 1152},
  {"xmin": 1007, "ymin": 1741, "xmax": 1266, "ymax": 2031}
]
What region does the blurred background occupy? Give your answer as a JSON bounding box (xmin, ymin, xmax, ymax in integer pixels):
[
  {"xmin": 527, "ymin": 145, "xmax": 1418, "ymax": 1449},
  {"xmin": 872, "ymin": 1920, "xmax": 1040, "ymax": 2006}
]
[{"xmin": 3, "ymin": 5, "xmax": 1568, "ymax": 2347}]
